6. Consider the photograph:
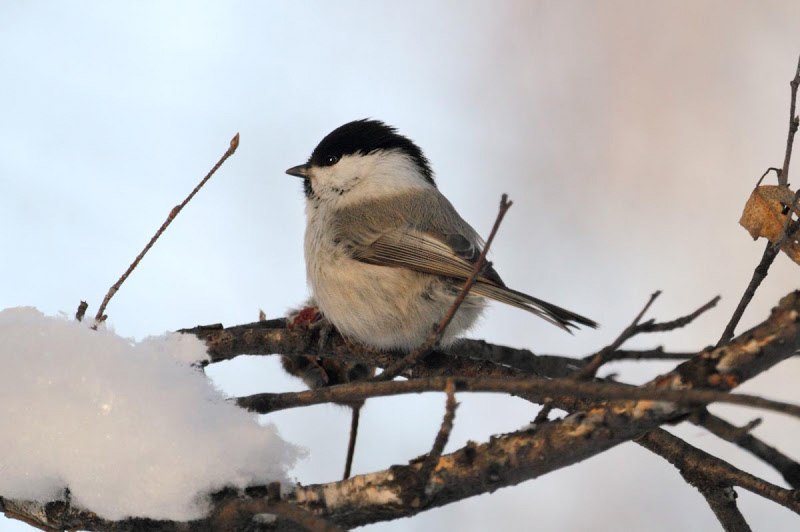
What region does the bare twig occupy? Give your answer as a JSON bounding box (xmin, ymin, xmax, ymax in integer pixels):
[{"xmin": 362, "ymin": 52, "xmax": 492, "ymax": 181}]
[
  {"xmin": 377, "ymin": 194, "xmax": 513, "ymax": 380},
  {"xmin": 717, "ymin": 241, "xmax": 781, "ymax": 346},
  {"xmin": 488, "ymin": 288, "xmax": 708, "ymax": 424},
  {"xmin": 577, "ymin": 291, "xmax": 662, "ymax": 380},
  {"xmin": 718, "ymin": 189, "xmax": 800, "ymax": 346},
  {"xmin": 578, "ymin": 292, "xmax": 718, "ymax": 379},
  {"xmin": 342, "ymin": 406, "xmax": 361, "ymax": 480},
  {"xmin": 418, "ymin": 379, "xmax": 458, "ymax": 492},
  {"xmin": 778, "ymin": 54, "xmax": 800, "ymax": 186},
  {"xmin": 93, "ymin": 133, "xmax": 240, "ymax": 324},
  {"xmin": 74, "ymin": 301, "xmax": 88, "ymax": 322},
  {"xmin": 236, "ymin": 374, "xmax": 800, "ymax": 419},
  {"xmin": 636, "ymin": 429, "xmax": 800, "ymax": 530},
  {"xmin": 637, "ymin": 295, "xmax": 721, "ymax": 333},
  {"xmin": 756, "ymin": 167, "xmax": 781, "ymax": 187},
  {"xmin": 719, "ymin": 57, "xmax": 800, "ymax": 343},
  {"xmin": 717, "ymin": 184, "xmax": 800, "ymax": 347},
  {"xmin": 694, "ymin": 410, "xmax": 800, "ymax": 489}
]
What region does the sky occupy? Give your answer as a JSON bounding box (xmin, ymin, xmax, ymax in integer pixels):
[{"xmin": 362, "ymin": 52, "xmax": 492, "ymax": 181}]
[{"xmin": 2, "ymin": 1, "xmax": 800, "ymax": 530}]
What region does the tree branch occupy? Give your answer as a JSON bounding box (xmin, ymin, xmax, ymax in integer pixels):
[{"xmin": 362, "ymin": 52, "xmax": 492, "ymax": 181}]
[
  {"xmin": 778, "ymin": 54, "xmax": 800, "ymax": 186},
  {"xmin": 692, "ymin": 410, "xmax": 800, "ymax": 489},
  {"xmin": 579, "ymin": 292, "xmax": 718, "ymax": 379},
  {"xmin": 6, "ymin": 291, "xmax": 800, "ymax": 530},
  {"xmin": 638, "ymin": 429, "xmax": 799, "ymax": 518},
  {"xmin": 93, "ymin": 133, "xmax": 240, "ymax": 324},
  {"xmin": 718, "ymin": 56, "xmax": 800, "ymax": 344},
  {"xmin": 182, "ymin": 319, "xmax": 565, "ymax": 379},
  {"xmin": 418, "ymin": 379, "xmax": 458, "ymax": 491},
  {"xmin": 595, "ymin": 347, "xmax": 695, "ymax": 362},
  {"xmin": 235, "ymin": 375, "xmax": 800, "ymax": 419}
]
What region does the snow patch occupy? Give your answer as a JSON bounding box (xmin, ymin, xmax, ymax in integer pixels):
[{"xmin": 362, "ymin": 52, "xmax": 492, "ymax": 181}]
[{"xmin": 0, "ymin": 307, "xmax": 303, "ymax": 521}]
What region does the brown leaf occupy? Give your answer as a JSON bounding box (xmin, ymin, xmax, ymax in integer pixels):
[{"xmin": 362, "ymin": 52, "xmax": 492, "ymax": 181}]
[{"xmin": 739, "ymin": 185, "xmax": 800, "ymax": 265}]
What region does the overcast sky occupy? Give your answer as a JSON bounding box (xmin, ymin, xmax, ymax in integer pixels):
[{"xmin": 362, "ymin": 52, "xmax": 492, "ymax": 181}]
[{"xmin": 2, "ymin": 2, "xmax": 800, "ymax": 530}]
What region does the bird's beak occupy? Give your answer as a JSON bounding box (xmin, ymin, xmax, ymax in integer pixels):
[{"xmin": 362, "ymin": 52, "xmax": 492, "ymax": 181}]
[{"xmin": 286, "ymin": 164, "xmax": 311, "ymax": 178}]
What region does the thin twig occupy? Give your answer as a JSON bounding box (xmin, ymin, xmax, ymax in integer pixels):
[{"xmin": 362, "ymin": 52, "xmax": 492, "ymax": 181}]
[
  {"xmin": 74, "ymin": 301, "xmax": 88, "ymax": 322},
  {"xmin": 756, "ymin": 167, "xmax": 781, "ymax": 187},
  {"xmin": 718, "ymin": 190, "xmax": 800, "ymax": 346},
  {"xmin": 578, "ymin": 293, "xmax": 718, "ymax": 380},
  {"xmin": 577, "ymin": 291, "xmax": 662, "ymax": 380},
  {"xmin": 376, "ymin": 194, "xmax": 513, "ymax": 381},
  {"xmin": 93, "ymin": 133, "xmax": 240, "ymax": 324},
  {"xmin": 778, "ymin": 54, "xmax": 800, "ymax": 186},
  {"xmin": 236, "ymin": 375, "xmax": 800, "ymax": 419},
  {"xmin": 342, "ymin": 406, "xmax": 361, "ymax": 480},
  {"xmin": 637, "ymin": 295, "xmax": 721, "ymax": 333},
  {"xmin": 719, "ymin": 57, "xmax": 800, "ymax": 343},
  {"xmin": 694, "ymin": 410, "xmax": 800, "ymax": 488},
  {"xmin": 418, "ymin": 379, "xmax": 459, "ymax": 492},
  {"xmin": 717, "ymin": 242, "xmax": 780, "ymax": 346}
]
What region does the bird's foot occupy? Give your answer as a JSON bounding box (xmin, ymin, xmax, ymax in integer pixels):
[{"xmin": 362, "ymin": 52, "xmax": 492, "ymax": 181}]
[{"xmin": 288, "ymin": 305, "xmax": 322, "ymax": 329}]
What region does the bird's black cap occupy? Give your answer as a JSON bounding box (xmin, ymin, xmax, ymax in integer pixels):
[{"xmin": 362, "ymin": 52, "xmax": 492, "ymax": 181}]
[{"xmin": 308, "ymin": 119, "xmax": 435, "ymax": 185}]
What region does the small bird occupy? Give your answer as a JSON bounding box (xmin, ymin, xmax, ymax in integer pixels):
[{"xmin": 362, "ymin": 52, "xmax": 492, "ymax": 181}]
[{"xmin": 286, "ymin": 119, "xmax": 597, "ymax": 351}]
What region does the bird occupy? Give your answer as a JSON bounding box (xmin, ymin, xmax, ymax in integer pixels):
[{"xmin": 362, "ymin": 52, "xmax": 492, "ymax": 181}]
[{"xmin": 286, "ymin": 119, "xmax": 597, "ymax": 352}]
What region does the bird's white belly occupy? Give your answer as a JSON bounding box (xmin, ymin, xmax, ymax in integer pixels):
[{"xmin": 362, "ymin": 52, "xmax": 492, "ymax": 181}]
[{"xmin": 305, "ymin": 223, "xmax": 484, "ymax": 351}]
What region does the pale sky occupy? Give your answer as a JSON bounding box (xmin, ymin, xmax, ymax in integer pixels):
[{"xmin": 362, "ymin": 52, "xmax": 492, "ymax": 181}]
[{"xmin": 2, "ymin": 1, "xmax": 800, "ymax": 530}]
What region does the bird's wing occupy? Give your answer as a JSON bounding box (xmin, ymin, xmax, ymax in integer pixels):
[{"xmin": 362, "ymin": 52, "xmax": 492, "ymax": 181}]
[
  {"xmin": 354, "ymin": 228, "xmax": 492, "ymax": 281},
  {"xmin": 353, "ymin": 227, "xmax": 596, "ymax": 331},
  {"xmin": 335, "ymin": 190, "xmax": 506, "ymax": 283},
  {"xmin": 335, "ymin": 191, "xmax": 597, "ymax": 331}
]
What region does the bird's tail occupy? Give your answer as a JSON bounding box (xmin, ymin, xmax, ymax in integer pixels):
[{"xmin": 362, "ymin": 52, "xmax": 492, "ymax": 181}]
[{"xmin": 471, "ymin": 282, "xmax": 598, "ymax": 332}]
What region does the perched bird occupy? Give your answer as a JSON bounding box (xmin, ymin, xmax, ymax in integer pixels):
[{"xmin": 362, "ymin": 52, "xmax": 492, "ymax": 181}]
[{"xmin": 286, "ymin": 119, "xmax": 597, "ymax": 352}]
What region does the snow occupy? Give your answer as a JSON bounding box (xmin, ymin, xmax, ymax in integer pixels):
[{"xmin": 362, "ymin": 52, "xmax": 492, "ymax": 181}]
[{"xmin": 0, "ymin": 307, "xmax": 303, "ymax": 521}]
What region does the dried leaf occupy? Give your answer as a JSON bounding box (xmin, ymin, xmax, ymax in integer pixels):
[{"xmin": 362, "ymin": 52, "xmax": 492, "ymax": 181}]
[{"xmin": 739, "ymin": 185, "xmax": 800, "ymax": 265}]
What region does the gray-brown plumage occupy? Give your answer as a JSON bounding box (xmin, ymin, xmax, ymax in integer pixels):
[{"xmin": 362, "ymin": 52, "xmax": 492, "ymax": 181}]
[
  {"xmin": 287, "ymin": 119, "xmax": 596, "ymax": 351},
  {"xmin": 334, "ymin": 190, "xmax": 596, "ymax": 332}
]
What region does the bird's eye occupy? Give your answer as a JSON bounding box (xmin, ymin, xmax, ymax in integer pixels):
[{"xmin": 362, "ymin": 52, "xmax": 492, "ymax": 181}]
[{"xmin": 325, "ymin": 155, "xmax": 340, "ymax": 166}]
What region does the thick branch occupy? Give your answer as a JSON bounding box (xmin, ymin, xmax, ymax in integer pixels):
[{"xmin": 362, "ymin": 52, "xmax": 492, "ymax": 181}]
[
  {"xmin": 10, "ymin": 291, "xmax": 797, "ymax": 530},
  {"xmin": 181, "ymin": 319, "xmax": 583, "ymax": 379},
  {"xmin": 638, "ymin": 429, "xmax": 800, "ymax": 517},
  {"xmin": 696, "ymin": 487, "xmax": 752, "ymax": 532},
  {"xmin": 597, "ymin": 347, "xmax": 695, "ymax": 362}
]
